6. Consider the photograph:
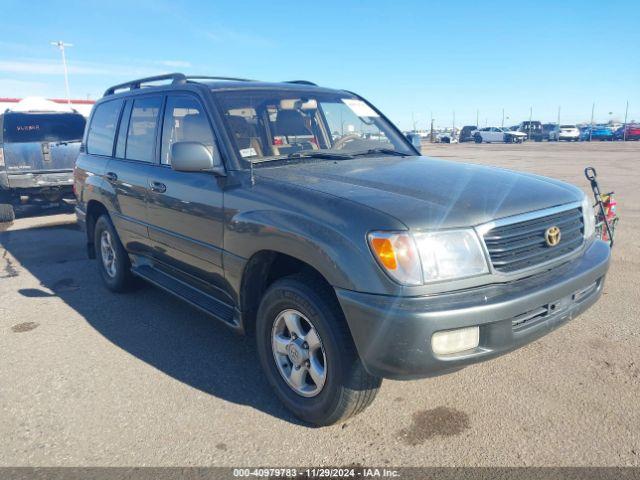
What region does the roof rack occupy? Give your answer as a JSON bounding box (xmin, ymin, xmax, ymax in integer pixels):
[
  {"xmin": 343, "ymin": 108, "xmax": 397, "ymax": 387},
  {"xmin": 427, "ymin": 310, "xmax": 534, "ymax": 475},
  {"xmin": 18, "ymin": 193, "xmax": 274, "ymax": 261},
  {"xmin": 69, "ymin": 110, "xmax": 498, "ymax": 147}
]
[
  {"xmin": 185, "ymin": 75, "xmax": 255, "ymax": 83},
  {"xmin": 284, "ymin": 80, "xmax": 317, "ymax": 86},
  {"xmin": 103, "ymin": 73, "xmax": 187, "ymax": 96}
]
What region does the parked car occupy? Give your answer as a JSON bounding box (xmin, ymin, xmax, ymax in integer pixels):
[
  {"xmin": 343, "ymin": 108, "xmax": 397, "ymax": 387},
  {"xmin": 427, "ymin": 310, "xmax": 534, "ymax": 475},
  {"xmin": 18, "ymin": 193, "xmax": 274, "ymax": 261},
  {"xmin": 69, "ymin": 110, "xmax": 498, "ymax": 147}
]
[
  {"xmin": 459, "ymin": 125, "xmax": 478, "ymax": 142},
  {"xmin": 613, "ymin": 124, "xmax": 640, "ymax": 141},
  {"xmin": 549, "ymin": 124, "xmax": 580, "ymax": 142},
  {"xmin": 0, "ymin": 103, "xmax": 86, "ymax": 222},
  {"xmin": 518, "ymin": 121, "xmax": 544, "ymax": 141},
  {"xmin": 580, "ymin": 125, "xmax": 614, "ymax": 141},
  {"xmin": 542, "ymin": 123, "xmax": 556, "ymax": 141},
  {"xmin": 75, "ymin": 73, "xmax": 610, "ymax": 426},
  {"xmin": 474, "ymin": 127, "xmax": 527, "ymax": 143}
]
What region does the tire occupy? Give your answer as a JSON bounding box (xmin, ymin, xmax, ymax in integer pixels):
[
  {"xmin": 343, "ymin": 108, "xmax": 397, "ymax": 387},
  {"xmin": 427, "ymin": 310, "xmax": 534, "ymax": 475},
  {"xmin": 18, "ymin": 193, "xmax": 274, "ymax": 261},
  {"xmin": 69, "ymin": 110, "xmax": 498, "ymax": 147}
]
[
  {"xmin": 0, "ymin": 203, "xmax": 15, "ymax": 223},
  {"xmin": 256, "ymin": 274, "xmax": 381, "ymax": 426},
  {"xmin": 94, "ymin": 214, "xmax": 136, "ymax": 292},
  {"xmin": 474, "ymin": 135, "xmax": 482, "ymax": 144}
]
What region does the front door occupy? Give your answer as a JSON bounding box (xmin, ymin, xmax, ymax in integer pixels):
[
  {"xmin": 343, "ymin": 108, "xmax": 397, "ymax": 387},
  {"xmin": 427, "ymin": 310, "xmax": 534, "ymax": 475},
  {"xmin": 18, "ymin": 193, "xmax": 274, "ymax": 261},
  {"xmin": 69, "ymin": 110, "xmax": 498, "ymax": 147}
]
[{"xmin": 146, "ymin": 94, "xmax": 226, "ymax": 291}]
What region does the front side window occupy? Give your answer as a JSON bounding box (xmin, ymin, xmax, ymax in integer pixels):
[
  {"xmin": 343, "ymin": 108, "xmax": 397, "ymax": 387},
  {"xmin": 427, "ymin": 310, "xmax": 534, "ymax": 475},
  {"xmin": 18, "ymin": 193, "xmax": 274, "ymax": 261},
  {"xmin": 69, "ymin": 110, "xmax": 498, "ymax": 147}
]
[
  {"xmin": 212, "ymin": 89, "xmax": 413, "ymax": 165},
  {"xmin": 160, "ymin": 95, "xmax": 216, "ymax": 165},
  {"xmin": 125, "ymin": 96, "xmax": 162, "ymax": 162}
]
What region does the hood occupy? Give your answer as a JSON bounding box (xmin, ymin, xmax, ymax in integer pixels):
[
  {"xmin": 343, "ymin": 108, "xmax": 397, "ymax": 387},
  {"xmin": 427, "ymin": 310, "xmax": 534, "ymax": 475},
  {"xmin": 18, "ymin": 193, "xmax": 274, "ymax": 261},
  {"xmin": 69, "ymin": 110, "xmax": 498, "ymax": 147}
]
[{"xmin": 255, "ymin": 156, "xmax": 583, "ymax": 229}]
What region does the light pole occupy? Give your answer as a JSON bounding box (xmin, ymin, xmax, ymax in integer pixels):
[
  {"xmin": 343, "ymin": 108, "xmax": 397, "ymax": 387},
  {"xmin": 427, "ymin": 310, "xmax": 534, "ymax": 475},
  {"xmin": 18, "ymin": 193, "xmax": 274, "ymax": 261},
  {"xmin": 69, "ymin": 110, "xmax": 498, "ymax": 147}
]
[
  {"xmin": 51, "ymin": 41, "xmax": 73, "ymax": 105},
  {"xmin": 623, "ymin": 100, "xmax": 629, "ymax": 141},
  {"xmin": 589, "ymin": 103, "xmax": 595, "ymax": 142}
]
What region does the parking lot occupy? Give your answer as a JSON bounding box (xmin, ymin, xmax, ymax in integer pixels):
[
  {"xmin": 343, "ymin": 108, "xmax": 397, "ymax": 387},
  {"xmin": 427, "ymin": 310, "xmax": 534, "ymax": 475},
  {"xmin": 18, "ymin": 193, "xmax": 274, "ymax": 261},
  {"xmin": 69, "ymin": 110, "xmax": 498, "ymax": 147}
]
[{"xmin": 1, "ymin": 141, "xmax": 638, "ymax": 467}]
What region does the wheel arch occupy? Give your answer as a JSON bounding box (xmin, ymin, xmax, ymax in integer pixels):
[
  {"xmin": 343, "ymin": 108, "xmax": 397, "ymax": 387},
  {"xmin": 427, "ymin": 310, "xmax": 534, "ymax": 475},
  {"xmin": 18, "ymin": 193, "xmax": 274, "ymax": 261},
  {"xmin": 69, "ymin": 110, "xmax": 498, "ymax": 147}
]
[
  {"xmin": 85, "ymin": 200, "xmax": 110, "ymax": 259},
  {"xmin": 239, "ymin": 249, "xmax": 342, "ymax": 336}
]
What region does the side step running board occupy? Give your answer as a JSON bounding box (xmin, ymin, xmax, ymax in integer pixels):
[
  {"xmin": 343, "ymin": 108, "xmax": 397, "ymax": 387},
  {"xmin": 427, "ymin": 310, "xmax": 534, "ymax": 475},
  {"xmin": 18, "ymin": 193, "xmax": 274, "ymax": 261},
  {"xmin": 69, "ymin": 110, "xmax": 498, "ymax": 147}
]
[{"xmin": 132, "ymin": 265, "xmax": 238, "ymax": 328}]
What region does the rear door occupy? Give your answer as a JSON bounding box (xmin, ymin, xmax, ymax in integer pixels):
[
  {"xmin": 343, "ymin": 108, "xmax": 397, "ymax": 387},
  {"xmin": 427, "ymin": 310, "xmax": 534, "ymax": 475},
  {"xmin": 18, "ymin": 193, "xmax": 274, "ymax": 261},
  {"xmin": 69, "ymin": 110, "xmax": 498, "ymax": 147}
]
[
  {"xmin": 146, "ymin": 93, "xmax": 226, "ymax": 288},
  {"xmin": 102, "ymin": 95, "xmax": 162, "ymax": 253},
  {"xmin": 2, "ymin": 112, "xmax": 86, "ymax": 185}
]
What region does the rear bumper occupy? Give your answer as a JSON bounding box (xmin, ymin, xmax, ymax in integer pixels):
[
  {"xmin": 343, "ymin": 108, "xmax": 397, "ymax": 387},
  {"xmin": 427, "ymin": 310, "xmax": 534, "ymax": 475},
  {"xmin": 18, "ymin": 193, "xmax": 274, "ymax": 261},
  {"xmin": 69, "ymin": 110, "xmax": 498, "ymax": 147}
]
[
  {"xmin": 336, "ymin": 240, "xmax": 610, "ymax": 380},
  {"xmin": 0, "ymin": 172, "xmax": 74, "ymax": 205}
]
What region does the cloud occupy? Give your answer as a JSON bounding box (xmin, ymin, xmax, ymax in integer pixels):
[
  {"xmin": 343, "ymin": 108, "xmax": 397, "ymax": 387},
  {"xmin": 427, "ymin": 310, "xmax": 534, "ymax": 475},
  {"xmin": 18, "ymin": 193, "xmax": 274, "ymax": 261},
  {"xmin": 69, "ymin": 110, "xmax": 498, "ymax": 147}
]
[
  {"xmin": 0, "ymin": 78, "xmax": 52, "ymax": 97},
  {"xmin": 0, "ymin": 58, "xmax": 168, "ymax": 77},
  {"xmin": 157, "ymin": 60, "xmax": 192, "ymax": 68}
]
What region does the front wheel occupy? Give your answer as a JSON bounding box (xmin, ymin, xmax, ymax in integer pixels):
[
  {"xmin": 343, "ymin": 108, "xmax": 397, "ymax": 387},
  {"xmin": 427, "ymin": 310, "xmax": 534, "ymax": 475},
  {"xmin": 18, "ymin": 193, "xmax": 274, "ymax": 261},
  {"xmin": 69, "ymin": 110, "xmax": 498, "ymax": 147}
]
[
  {"xmin": 474, "ymin": 135, "xmax": 482, "ymax": 144},
  {"xmin": 256, "ymin": 275, "xmax": 381, "ymax": 426}
]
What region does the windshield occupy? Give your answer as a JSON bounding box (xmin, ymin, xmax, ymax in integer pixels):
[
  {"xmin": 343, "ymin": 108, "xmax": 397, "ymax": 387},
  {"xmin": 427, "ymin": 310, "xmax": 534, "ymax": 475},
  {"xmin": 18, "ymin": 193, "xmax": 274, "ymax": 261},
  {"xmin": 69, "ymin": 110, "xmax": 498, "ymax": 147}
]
[
  {"xmin": 212, "ymin": 89, "xmax": 414, "ymax": 165},
  {"xmin": 2, "ymin": 112, "xmax": 86, "ymax": 143}
]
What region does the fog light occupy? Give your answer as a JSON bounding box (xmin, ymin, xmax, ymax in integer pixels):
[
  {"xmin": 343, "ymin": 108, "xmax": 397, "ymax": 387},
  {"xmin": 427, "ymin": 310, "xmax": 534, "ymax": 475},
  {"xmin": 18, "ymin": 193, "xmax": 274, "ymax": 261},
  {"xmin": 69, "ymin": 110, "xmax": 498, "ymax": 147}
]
[{"xmin": 431, "ymin": 327, "xmax": 479, "ymax": 355}]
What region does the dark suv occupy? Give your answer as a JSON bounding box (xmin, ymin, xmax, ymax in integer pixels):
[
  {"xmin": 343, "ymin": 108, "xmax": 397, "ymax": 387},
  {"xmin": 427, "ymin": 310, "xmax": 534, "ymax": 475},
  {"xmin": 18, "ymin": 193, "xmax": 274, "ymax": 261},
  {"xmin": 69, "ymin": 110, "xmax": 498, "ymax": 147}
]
[{"xmin": 74, "ymin": 74, "xmax": 610, "ymax": 425}]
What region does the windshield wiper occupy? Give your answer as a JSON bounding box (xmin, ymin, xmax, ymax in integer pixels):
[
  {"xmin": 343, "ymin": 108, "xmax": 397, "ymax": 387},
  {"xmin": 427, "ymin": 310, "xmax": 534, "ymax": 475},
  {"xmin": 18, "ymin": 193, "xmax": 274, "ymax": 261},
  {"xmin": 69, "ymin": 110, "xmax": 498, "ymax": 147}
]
[
  {"xmin": 53, "ymin": 139, "xmax": 82, "ymax": 146},
  {"xmin": 285, "ymin": 151, "xmax": 354, "ymax": 160},
  {"xmin": 350, "ymin": 148, "xmax": 412, "ymax": 157}
]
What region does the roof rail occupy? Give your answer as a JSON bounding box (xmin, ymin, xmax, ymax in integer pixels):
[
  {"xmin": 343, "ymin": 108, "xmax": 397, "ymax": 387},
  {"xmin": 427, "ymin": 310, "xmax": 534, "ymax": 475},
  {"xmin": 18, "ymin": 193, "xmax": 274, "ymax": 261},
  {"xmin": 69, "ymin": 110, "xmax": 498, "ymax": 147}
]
[
  {"xmin": 284, "ymin": 80, "xmax": 317, "ymax": 86},
  {"xmin": 103, "ymin": 73, "xmax": 187, "ymax": 97},
  {"xmin": 185, "ymin": 76, "xmax": 256, "ymax": 83}
]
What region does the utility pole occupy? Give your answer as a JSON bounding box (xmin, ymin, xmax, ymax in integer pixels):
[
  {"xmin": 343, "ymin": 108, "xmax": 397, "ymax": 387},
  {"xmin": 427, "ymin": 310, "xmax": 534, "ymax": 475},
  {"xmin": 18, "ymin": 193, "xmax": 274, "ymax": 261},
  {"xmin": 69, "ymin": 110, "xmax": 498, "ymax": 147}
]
[
  {"xmin": 590, "ymin": 103, "xmax": 595, "ymax": 142},
  {"xmin": 501, "ymin": 108, "xmax": 505, "ymax": 128},
  {"xmin": 51, "ymin": 41, "xmax": 73, "ymax": 105},
  {"xmin": 529, "ymin": 106, "xmax": 533, "ymax": 139},
  {"xmin": 557, "ymin": 106, "xmax": 561, "ymax": 125},
  {"xmin": 623, "ymin": 100, "xmax": 629, "ymax": 141},
  {"xmin": 476, "ymin": 109, "xmax": 479, "ymax": 128},
  {"xmin": 452, "ymin": 110, "xmax": 455, "ymax": 139},
  {"xmin": 430, "ymin": 116, "xmax": 434, "ymax": 143}
]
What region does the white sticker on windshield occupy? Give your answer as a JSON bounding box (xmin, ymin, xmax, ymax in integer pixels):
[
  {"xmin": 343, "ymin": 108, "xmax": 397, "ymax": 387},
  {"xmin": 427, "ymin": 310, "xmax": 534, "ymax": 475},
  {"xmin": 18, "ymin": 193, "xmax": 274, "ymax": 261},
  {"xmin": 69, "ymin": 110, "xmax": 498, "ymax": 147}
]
[
  {"xmin": 239, "ymin": 147, "xmax": 257, "ymax": 158},
  {"xmin": 342, "ymin": 99, "xmax": 379, "ymax": 118}
]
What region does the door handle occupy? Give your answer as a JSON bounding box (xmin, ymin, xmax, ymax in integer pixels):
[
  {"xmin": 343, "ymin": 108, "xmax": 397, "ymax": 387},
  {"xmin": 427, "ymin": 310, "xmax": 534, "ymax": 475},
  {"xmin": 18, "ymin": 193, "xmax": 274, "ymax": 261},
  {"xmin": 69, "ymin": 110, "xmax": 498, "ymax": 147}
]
[
  {"xmin": 149, "ymin": 181, "xmax": 167, "ymax": 193},
  {"xmin": 105, "ymin": 171, "xmax": 118, "ymax": 182}
]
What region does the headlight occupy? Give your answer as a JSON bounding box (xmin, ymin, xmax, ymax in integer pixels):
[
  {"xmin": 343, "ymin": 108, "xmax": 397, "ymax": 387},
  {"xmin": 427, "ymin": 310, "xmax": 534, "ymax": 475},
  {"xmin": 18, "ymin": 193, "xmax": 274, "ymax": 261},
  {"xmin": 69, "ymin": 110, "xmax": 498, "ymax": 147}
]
[
  {"xmin": 414, "ymin": 229, "xmax": 489, "ymax": 282},
  {"xmin": 368, "ymin": 229, "xmax": 489, "ymax": 285},
  {"xmin": 582, "ymin": 193, "xmax": 596, "ymax": 240},
  {"xmin": 368, "ymin": 231, "xmax": 422, "ymax": 285}
]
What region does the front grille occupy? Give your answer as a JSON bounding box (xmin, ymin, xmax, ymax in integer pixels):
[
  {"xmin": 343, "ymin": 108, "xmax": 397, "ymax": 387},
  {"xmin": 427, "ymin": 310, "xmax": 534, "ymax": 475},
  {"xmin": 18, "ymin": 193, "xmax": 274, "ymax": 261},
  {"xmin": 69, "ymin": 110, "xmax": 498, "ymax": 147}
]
[{"xmin": 483, "ymin": 207, "xmax": 584, "ymax": 273}]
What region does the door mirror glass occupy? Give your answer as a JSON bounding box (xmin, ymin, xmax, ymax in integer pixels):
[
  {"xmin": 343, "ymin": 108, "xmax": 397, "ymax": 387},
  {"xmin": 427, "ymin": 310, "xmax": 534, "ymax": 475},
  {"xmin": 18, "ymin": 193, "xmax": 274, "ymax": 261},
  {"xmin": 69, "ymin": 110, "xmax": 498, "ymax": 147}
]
[{"xmin": 171, "ymin": 141, "xmax": 216, "ymax": 172}]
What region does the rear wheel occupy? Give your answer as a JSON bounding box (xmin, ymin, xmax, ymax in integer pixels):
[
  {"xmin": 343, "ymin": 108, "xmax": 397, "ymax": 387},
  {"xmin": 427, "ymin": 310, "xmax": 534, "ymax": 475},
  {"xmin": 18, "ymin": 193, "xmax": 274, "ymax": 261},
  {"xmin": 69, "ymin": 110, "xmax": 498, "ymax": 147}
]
[
  {"xmin": 94, "ymin": 214, "xmax": 136, "ymax": 292},
  {"xmin": 256, "ymin": 274, "xmax": 381, "ymax": 426}
]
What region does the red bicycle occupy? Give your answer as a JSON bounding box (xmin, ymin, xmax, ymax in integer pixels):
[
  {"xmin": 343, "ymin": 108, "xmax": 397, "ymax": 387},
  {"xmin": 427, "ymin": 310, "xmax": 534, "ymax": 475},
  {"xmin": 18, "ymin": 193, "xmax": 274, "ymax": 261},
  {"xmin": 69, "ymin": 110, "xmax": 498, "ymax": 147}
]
[{"xmin": 585, "ymin": 167, "xmax": 618, "ymax": 247}]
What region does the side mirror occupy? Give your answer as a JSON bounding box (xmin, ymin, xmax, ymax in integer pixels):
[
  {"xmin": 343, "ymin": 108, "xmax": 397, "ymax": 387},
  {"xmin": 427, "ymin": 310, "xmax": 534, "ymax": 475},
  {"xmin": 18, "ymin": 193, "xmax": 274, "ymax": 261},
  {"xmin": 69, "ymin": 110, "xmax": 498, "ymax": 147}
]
[
  {"xmin": 406, "ymin": 133, "xmax": 422, "ymax": 150},
  {"xmin": 170, "ymin": 142, "xmax": 225, "ymax": 175}
]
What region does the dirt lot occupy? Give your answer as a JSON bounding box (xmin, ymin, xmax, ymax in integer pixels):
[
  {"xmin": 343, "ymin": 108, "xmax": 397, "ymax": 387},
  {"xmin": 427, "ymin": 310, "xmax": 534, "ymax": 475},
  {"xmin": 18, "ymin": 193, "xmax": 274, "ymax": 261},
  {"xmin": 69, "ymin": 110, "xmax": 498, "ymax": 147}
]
[{"xmin": 1, "ymin": 141, "xmax": 638, "ymax": 466}]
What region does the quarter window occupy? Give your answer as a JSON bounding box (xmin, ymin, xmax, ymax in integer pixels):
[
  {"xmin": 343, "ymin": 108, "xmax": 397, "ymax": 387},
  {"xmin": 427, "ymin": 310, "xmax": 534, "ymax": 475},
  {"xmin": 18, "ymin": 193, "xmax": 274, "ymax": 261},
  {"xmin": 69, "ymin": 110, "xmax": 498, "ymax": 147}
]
[
  {"xmin": 125, "ymin": 96, "xmax": 162, "ymax": 162},
  {"xmin": 87, "ymin": 100, "xmax": 123, "ymax": 156},
  {"xmin": 160, "ymin": 96, "xmax": 216, "ymax": 165}
]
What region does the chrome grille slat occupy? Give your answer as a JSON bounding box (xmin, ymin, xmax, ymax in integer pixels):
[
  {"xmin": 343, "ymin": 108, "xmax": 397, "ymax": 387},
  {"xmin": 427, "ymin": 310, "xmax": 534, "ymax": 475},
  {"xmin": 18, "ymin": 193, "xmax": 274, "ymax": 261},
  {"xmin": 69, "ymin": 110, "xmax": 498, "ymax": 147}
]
[
  {"xmin": 487, "ymin": 226, "xmax": 582, "ymax": 258},
  {"xmin": 484, "ymin": 213, "xmax": 582, "ymax": 242},
  {"xmin": 482, "ymin": 206, "xmax": 584, "ymax": 273}
]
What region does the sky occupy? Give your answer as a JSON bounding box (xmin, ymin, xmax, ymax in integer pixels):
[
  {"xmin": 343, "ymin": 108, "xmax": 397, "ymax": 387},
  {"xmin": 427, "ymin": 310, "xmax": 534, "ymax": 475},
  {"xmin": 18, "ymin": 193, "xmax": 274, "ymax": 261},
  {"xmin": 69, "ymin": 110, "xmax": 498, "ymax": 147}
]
[{"xmin": 0, "ymin": 0, "xmax": 638, "ymax": 130}]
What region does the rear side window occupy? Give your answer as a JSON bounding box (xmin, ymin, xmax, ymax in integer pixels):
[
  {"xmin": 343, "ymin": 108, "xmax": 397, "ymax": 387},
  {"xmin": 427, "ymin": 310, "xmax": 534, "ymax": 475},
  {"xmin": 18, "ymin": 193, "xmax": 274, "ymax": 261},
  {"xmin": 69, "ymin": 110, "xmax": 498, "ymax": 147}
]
[
  {"xmin": 4, "ymin": 112, "xmax": 86, "ymax": 144},
  {"xmin": 125, "ymin": 96, "xmax": 162, "ymax": 162},
  {"xmin": 87, "ymin": 100, "xmax": 123, "ymax": 156}
]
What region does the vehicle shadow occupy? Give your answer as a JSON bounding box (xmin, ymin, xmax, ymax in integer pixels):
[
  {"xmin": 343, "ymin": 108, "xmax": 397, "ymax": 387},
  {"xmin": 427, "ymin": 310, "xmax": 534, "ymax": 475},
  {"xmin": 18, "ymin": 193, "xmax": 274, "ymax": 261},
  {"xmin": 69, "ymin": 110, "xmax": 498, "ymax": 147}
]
[{"xmin": 0, "ymin": 220, "xmax": 305, "ymax": 426}]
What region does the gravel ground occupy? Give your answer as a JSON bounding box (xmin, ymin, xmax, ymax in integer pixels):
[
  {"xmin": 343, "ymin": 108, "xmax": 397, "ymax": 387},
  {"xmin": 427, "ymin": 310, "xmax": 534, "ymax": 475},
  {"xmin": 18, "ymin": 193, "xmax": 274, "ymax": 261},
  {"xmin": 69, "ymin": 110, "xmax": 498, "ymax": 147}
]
[{"xmin": 1, "ymin": 141, "xmax": 638, "ymax": 467}]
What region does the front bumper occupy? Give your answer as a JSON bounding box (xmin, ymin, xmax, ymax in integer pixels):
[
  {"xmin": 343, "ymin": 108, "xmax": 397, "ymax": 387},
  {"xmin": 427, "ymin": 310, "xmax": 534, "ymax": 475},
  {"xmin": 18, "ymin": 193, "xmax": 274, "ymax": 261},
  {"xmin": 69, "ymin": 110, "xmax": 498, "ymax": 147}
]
[{"xmin": 336, "ymin": 240, "xmax": 610, "ymax": 379}]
